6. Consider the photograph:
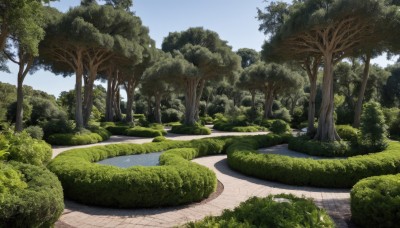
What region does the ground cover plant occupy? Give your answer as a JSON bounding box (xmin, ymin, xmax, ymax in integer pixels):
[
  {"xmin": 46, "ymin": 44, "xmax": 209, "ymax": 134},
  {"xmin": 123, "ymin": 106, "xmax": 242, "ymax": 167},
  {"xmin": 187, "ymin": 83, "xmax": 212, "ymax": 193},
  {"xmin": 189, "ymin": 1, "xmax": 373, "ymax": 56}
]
[
  {"xmin": 351, "ymin": 174, "xmax": 400, "ymax": 227},
  {"xmin": 185, "ymin": 194, "xmax": 334, "ymax": 228}
]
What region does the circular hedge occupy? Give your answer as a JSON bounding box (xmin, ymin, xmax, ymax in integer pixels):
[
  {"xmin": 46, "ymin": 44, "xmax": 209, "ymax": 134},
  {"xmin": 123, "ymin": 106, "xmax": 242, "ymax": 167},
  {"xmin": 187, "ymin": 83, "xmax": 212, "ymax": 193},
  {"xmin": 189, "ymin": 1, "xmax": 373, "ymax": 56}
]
[
  {"xmin": 227, "ymin": 134, "xmax": 400, "ymax": 188},
  {"xmin": 351, "ymin": 174, "xmax": 400, "ymax": 227},
  {"xmin": 0, "ymin": 162, "xmax": 64, "ymax": 227},
  {"xmin": 48, "ymin": 138, "xmax": 225, "ymax": 208}
]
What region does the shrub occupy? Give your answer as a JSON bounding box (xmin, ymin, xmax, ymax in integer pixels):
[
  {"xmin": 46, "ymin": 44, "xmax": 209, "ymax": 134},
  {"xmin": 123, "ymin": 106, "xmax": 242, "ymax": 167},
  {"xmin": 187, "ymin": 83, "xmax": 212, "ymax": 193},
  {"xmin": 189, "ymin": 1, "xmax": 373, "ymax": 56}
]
[
  {"xmin": 170, "ymin": 124, "xmax": 211, "ymax": 135},
  {"xmin": 336, "ymin": 125, "xmax": 358, "ymax": 142},
  {"xmin": 152, "ymin": 136, "xmax": 166, "ymax": 142},
  {"xmin": 288, "ymin": 135, "xmax": 352, "ymax": 157},
  {"xmin": 186, "ymin": 194, "xmax": 334, "ymax": 228},
  {"xmin": 0, "ymin": 162, "xmax": 64, "ymax": 227},
  {"xmin": 227, "ymin": 134, "xmax": 400, "ymax": 188},
  {"xmin": 351, "ymin": 174, "xmax": 400, "ymax": 228},
  {"xmin": 200, "ymin": 115, "xmax": 214, "ymax": 125},
  {"xmin": 359, "ymin": 102, "xmax": 388, "ymax": 152},
  {"xmin": 87, "ymin": 125, "xmax": 111, "ymax": 141},
  {"xmin": 41, "ymin": 118, "xmax": 74, "ymax": 138},
  {"xmin": 274, "ymin": 108, "xmax": 292, "ymax": 122},
  {"xmin": 47, "ymin": 139, "xmax": 219, "ymax": 208},
  {"xmin": 24, "ymin": 125, "xmax": 44, "ymax": 140},
  {"xmin": 7, "ymin": 132, "xmax": 52, "ymax": 166},
  {"xmin": 231, "ymin": 126, "xmax": 260, "ymax": 132},
  {"xmin": 105, "ymin": 126, "xmax": 130, "ymax": 135},
  {"xmin": 162, "ymin": 108, "xmax": 183, "ymax": 123},
  {"xmin": 269, "ymin": 119, "xmax": 291, "ymax": 134},
  {"xmin": 126, "ymin": 127, "xmax": 167, "ymax": 138},
  {"xmin": 47, "ymin": 131, "xmax": 103, "ymax": 146}
]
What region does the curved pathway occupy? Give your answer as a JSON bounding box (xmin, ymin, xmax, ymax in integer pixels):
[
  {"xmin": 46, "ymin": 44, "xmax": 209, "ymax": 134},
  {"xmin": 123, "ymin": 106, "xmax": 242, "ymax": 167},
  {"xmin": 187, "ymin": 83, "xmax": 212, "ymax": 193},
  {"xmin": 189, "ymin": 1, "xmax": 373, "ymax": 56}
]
[{"xmin": 54, "ymin": 131, "xmax": 352, "ymax": 228}]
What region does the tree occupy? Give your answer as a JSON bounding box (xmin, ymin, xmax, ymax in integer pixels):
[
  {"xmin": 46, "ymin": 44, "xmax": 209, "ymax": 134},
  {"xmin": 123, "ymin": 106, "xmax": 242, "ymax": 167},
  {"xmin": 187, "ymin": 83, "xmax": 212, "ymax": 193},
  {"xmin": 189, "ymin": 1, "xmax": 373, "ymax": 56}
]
[
  {"xmin": 162, "ymin": 28, "xmax": 241, "ymax": 125},
  {"xmin": 267, "ymin": 0, "xmax": 388, "ymax": 141},
  {"xmin": 236, "ymin": 48, "xmax": 260, "ymax": 68}
]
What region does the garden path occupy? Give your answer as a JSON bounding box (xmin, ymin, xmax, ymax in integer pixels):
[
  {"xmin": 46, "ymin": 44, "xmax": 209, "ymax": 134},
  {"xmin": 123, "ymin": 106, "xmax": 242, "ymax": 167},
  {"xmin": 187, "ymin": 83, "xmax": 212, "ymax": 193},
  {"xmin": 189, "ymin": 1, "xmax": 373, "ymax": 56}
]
[{"xmin": 53, "ymin": 130, "xmax": 352, "ymax": 228}]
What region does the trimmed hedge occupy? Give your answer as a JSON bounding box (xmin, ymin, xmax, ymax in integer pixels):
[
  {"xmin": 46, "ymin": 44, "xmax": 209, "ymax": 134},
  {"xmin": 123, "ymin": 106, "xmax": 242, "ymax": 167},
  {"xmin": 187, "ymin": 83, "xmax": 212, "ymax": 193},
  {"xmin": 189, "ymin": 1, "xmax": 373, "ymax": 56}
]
[
  {"xmin": 227, "ymin": 134, "xmax": 400, "ymax": 188},
  {"xmin": 0, "ymin": 162, "xmax": 64, "ymax": 227},
  {"xmin": 351, "ymin": 174, "xmax": 400, "ymax": 227},
  {"xmin": 269, "ymin": 119, "xmax": 291, "ymax": 134},
  {"xmin": 213, "ymin": 122, "xmax": 260, "ymax": 132},
  {"xmin": 152, "ymin": 136, "xmax": 167, "ymax": 142},
  {"xmin": 47, "ymin": 132, "xmax": 104, "ymax": 146},
  {"xmin": 186, "ymin": 194, "xmax": 334, "ymax": 228},
  {"xmin": 336, "ymin": 125, "xmax": 358, "ymax": 142},
  {"xmin": 126, "ymin": 127, "xmax": 167, "ymax": 137},
  {"xmin": 170, "ymin": 124, "xmax": 211, "ymax": 135},
  {"xmin": 105, "ymin": 126, "xmax": 130, "ymax": 135},
  {"xmin": 288, "ymin": 135, "xmax": 352, "ymax": 157},
  {"xmin": 47, "ymin": 138, "xmax": 226, "ymax": 208}
]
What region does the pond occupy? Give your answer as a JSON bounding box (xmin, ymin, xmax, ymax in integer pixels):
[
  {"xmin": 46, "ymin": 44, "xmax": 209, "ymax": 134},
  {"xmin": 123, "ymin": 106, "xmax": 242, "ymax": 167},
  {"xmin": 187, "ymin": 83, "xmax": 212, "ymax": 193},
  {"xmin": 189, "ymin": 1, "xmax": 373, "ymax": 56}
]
[{"xmin": 97, "ymin": 152, "xmax": 163, "ymax": 168}]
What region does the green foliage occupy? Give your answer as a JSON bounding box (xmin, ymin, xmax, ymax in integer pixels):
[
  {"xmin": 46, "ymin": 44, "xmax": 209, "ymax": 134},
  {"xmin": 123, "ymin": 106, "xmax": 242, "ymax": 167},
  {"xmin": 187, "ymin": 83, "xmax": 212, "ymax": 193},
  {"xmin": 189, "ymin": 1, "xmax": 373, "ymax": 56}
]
[
  {"xmin": 227, "ymin": 134, "xmax": 400, "ymax": 188},
  {"xmin": 336, "ymin": 125, "xmax": 359, "ymax": 142},
  {"xmin": 359, "ymin": 102, "xmax": 388, "ymax": 151},
  {"xmin": 6, "ymin": 132, "xmax": 52, "ymax": 166},
  {"xmin": 170, "ymin": 124, "xmax": 211, "ymax": 135},
  {"xmin": 186, "ymin": 194, "xmax": 334, "ymax": 228},
  {"xmin": 162, "ymin": 108, "xmax": 183, "ymax": 123},
  {"xmin": 41, "ymin": 117, "xmax": 75, "ymax": 139},
  {"xmin": 351, "ymin": 174, "xmax": 400, "ymax": 228},
  {"xmin": 231, "ymin": 126, "xmax": 260, "ymax": 132},
  {"xmin": 0, "ymin": 162, "xmax": 64, "ymax": 228},
  {"xmin": 288, "ymin": 135, "xmax": 353, "ymax": 157},
  {"xmin": 47, "ymin": 131, "xmax": 104, "ymax": 146},
  {"xmin": 47, "ymin": 139, "xmax": 221, "ymax": 208},
  {"xmin": 274, "ymin": 108, "xmax": 292, "ymax": 123},
  {"xmin": 24, "ymin": 125, "xmax": 44, "ymax": 140},
  {"xmin": 6, "ymin": 100, "xmax": 32, "ymax": 124},
  {"xmin": 269, "ymin": 119, "xmax": 291, "ymax": 134},
  {"xmin": 152, "ymin": 136, "xmax": 166, "ymax": 142},
  {"xmin": 87, "ymin": 125, "xmax": 111, "ymax": 141},
  {"xmin": 105, "ymin": 126, "xmax": 130, "ymax": 135},
  {"xmin": 126, "ymin": 127, "xmax": 167, "ymax": 138}
]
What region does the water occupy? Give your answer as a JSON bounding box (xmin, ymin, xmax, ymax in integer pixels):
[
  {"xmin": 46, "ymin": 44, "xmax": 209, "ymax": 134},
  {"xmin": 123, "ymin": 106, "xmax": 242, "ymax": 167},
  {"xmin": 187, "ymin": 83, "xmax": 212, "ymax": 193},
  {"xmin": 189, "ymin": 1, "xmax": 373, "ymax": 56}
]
[{"xmin": 97, "ymin": 152, "xmax": 163, "ymax": 168}]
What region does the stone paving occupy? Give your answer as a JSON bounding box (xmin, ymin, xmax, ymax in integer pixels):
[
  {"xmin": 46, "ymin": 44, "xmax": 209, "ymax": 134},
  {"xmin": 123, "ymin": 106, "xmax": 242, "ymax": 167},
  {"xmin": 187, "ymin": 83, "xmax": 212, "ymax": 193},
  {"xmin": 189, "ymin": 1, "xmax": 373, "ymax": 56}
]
[{"xmin": 54, "ymin": 130, "xmax": 352, "ymax": 228}]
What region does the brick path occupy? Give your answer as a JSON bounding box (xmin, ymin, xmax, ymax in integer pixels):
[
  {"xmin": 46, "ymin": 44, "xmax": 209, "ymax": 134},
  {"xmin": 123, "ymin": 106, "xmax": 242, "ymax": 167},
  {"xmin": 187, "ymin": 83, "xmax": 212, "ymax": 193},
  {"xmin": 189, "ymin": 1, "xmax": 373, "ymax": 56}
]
[{"xmin": 54, "ymin": 131, "xmax": 352, "ymax": 228}]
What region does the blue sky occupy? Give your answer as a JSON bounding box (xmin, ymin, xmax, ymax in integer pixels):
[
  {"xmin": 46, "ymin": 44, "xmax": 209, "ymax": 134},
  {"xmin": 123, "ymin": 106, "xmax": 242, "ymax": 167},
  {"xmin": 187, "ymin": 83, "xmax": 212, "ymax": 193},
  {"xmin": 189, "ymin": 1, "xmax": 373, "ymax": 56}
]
[{"xmin": 0, "ymin": 0, "xmax": 397, "ymax": 99}]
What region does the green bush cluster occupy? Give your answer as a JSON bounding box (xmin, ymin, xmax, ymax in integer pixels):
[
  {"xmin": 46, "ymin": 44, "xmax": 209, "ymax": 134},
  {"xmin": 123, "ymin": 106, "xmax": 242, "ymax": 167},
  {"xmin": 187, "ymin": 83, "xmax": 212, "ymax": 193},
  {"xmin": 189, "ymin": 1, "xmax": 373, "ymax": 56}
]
[
  {"xmin": 288, "ymin": 135, "xmax": 353, "ymax": 157},
  {"xmin": 47, "ymin": 131, "xmax": 104, "ymax": 146},
  {"xmin": 47, "ymin": 138, "xmax": 226, "ymax": 208},
  {"xmin": 351, "ymin": 174, "xmax": 400, "ymax": 228},
  {"xmin": 269, "ymin": 119, "xmax": 291, "ymax": 134},
  {"xmin": 106, "ymin": 126, "xmax": 130, "ymax": 135},
  {"xmin": 336, "ymin": 125, "xmax": 359, "ymax": 141},
  {"xmin": 359, "ymin": 102, "xmax": 388, "ymax": 152},
  {"xmin": 186, "ymin": 194, "xmax": 334, "ymax": 228},
  {"xmin": 0, "ymin": 162, "xmax": 64, "ymax": 227},
  {"xmin": 214, "ymin": 122, "xmax": 260, "ymax": 132},
  {"xmin": 152, "ymin": 136, "xmax": 167, "ymax": 142},
  {"xmin": 24, "ymin": 125, "xmax": 44, "ymax": 140},
  {"xmin": 88, "ymin": 125, "xmax": 111, "ymax": 141},
  {"xmin": 126, "ymin": 127, "xmax": 167, "ymax": 137},
  {"xmin": 170, "ymin": 124, "xmax": 211, "ymax": 135},
  {"xmin": 227, "ymin": 134, "xmax": 400, "ymax": 188}
]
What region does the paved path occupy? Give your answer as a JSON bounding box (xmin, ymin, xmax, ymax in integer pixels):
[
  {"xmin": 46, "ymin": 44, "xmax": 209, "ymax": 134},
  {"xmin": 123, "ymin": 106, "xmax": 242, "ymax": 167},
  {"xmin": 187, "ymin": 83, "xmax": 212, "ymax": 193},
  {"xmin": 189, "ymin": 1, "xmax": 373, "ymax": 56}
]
[{"xmin": 54, "ymin": 131, "xmax": 352, "ymax": 228}]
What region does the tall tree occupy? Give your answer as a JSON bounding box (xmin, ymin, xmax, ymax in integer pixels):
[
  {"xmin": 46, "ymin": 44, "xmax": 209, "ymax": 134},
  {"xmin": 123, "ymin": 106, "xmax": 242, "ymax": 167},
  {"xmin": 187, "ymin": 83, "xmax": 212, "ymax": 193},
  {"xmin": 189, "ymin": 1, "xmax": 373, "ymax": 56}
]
[
  {"xmin": 267, "ymin": 0, "xmax": 388, "ymax": 141},
  {"xmin": 162, "ymin": 27, "xmax": 241, "ymax": 125},
  {"xmin": 236, "ymin": 48, "xmax": 260, "ymax": 68}
]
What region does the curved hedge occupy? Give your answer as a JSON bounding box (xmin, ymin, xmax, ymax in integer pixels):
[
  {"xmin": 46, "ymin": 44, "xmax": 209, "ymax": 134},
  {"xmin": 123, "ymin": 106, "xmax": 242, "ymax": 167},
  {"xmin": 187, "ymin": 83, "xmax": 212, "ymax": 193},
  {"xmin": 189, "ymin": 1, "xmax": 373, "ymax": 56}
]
[
  {"xmin": 351, "ymin": 174, "xmax": 400, "ymax": 227},
  {"xmin": 47, "ymin": 138, "xmax": 225, "ymax": 208},
  {"xmin": 170, "ymin": 124, "xmax": 211, "ymax": 135},
  {"xmin": 227, "ymin": 134, "xmax": 400, "ymax": 188},
  {"xmin": 288, "ymin": 136, "xmax": 352, "ymax": 157},
  {"xmin": 126, "ymin": 127, "xmax": 167, "ymax": 137},
  {"xmin": 186, "ymin": 194, "xmax": 334, "ymax": 228},
  {"xmin": 0, "ymin": 162, "xmax": 64, "ymax": 227}
]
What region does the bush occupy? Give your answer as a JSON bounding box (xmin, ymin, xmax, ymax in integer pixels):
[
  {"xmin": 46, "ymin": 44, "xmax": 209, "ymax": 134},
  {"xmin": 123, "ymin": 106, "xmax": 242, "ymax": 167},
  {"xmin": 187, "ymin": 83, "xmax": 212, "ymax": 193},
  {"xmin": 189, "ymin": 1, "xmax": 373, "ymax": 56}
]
[
  {"xmin": 186, "ymin": 194, "xmax": 334, "ymax": 228},
  {"xmin": 336, "ymin": 125, "xmax": 358, "ymax": 142},
  {"xmin": 6, "ymin": 132, "xmax": 52, "ymax": 166},
  {"xmin": 41, "ymin": 118, "xmax": 74, "ymax": 138},
  {"xmin": 47, "ymin": 131, "xmax": 104, "ymax": 146},
  {"xmin": 170, "ymin": 124, "xmax": 211, "ymax": 135},
  {"xmin": 269, "ymin": 119, "xmax": 291, "ymax": 134},
  {"xmin": 162, "ymin": 108, "xmax": 183, "ymax": 123},
  {"xmin": 351, "ymin": 174, "xmax": 400, "ymax": 227},
  {"xmin": 152, "ymin": 136, "xmax": 166, "ymax": 142},
  {"xmin": 105, "ymin": 126, "xmax": 130, "ymax": 135},
  {"xmin": 227, "ymin": 134, "xmax": 400, "ymax": 188},
  {"xmin": 88, "ymin": 125, "xmax": 111, "ymax": 141},
  {"xmin": 274, "ymin": 108, "xmax": 292, "ymax": 123},
  {"xmin": 126, "ymin": 127, "xmax": 167, "ymax": 138},
  {"xmin": 231, "ymin": 126, "xmax": 260, "ymax": 132},
  {"xmin": 288, "ymin": 135, "xmax": 353, "ymax": 157},
  {"xmin": 24, "ymin": 125, "xmax": 44, "ymax": 140},
  {"xmin": 359, "ymin": 102, "xmax": 388, "ymax": 152},
  {"xmin": 0, "ymin": 162, "xmax": 64, "ymax": 227},
  {"xmin": 47, "ymin": 139, "xmax": 220, "ymax": 208}
]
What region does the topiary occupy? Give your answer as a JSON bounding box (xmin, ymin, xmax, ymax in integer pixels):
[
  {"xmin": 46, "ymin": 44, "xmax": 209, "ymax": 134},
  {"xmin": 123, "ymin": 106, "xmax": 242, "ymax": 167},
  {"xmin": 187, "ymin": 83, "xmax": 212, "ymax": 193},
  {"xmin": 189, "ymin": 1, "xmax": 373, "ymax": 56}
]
[
  {"xmin": 359, "ymin": 102, "xmax": 388, "ymax": 152},
  {"xmin": 269, "ymin": 119, "xmax": 291, "ymax": 134}
]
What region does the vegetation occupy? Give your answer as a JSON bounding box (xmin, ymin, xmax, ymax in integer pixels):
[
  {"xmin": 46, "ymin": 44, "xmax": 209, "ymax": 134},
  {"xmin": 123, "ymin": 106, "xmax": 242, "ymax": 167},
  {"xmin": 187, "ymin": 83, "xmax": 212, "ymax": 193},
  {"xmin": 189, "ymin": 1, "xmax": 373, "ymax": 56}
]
[
  {"xmin": 170, "ymin": 124, "xmax": 211, "ymax": 135},
  {"xmin": 186, "ymin": 194, "xmax": 334, "ymax": 228},
  {"xmin": 126, "ymin": 127, "xmax": 167, "ymax": 137},
  {"xmin": 351, "ymin": 174, "xmax": 400, "ymax": 227}
]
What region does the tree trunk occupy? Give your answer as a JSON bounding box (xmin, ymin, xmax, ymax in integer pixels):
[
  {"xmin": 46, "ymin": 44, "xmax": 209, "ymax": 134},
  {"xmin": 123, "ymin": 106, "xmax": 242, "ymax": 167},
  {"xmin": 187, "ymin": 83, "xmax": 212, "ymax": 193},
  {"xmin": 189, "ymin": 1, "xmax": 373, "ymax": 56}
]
[
  {"xmin": 304, "ymin": 57, "xmax": 319, "ymax": 135},
  {"xmin": 83, "ymin": 73, "xmax": 95, "ymax": 127},
  {"xmin": 184, "ymin": 79, "xmax": 199, "ymax": 125},
  {"xmin": 353, "ymin": 53, "xmax": 371, "ymax": 128},
  {"xmin": 0, "ymin": 22, "xmax": 8, "ymax": 52},
  {"xmin": 75, "ymin": 69, "xmax": 84, "ymax": 129},
  {"xmin": 194, "ymin": 79, "xmax": 205, "ymax": 121},
  {"xmin": 251, "ymin": 90, "xmax": 256, "ymax": 109},
  {"xmin": 264, "ymin": 90, "xmax": 274, "ymax": 119},
  {"xmin": 124, "ymin": 79, "xmax": 136, "ymax": 124},
  {"xmin": 113, "ymin": 88, "xmax": 122, "ymax": 121},
  {"xmin": 105, "ymin": 73, "xmax": 114, "ymax": 122},
  {"xmin": 314, "ymin": 54, "xmax": 340, "ymax": 141},
  {"xmin": 15, "ymin": 77, "xmax": 24, "ymax": 132},
  {"xmin": 154, "ymin": 94, "xmax": 162, "ymax": 123}
]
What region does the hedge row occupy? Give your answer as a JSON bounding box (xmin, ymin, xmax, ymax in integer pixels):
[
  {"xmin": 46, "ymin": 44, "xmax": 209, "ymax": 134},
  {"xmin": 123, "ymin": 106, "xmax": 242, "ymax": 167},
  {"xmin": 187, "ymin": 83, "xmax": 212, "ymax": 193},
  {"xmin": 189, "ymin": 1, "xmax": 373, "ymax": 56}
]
[
  {"xmin": 170, "ymin": 124, "xmax": 211, "ymax": 135},
  {"xmin": 47, "ymin": 138, "xmax": 226, "ymax": 208},
  {"xmin": 288, "ymin": 136, "xmax": 353, "ymax": 157},
  {"xmin": 213, "ymin": 122, "xmax": 260, "ymax": 132},
  {"xmin": 126, "ymin": 127, "xmax": 167, "ymax": 137},
  {"xmin": 351, "ymin": 174, "xmax": 400, "ymax": 227},
  {"xmin": 186, "ymin": 194, "xmax": 334, "ymax": 228},
  {"xmin": 47, "ymin": 132, "xmax": 104, "ymax": 145},
  {"xmin": 0, "ymin": 162, "xmax": 64, "ymax": 227},
  {"xmin": 227, "ymin": 134, "xmax": 400, "ymax": 188}
]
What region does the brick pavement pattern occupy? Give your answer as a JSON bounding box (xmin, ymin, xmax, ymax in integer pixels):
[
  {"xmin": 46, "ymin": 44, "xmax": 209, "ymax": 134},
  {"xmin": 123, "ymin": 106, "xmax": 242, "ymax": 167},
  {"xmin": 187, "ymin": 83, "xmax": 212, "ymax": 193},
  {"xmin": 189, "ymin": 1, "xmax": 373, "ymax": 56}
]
[{"xmin": 53, "ymin": 130, "xmax": 351, "ymax": 228}]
